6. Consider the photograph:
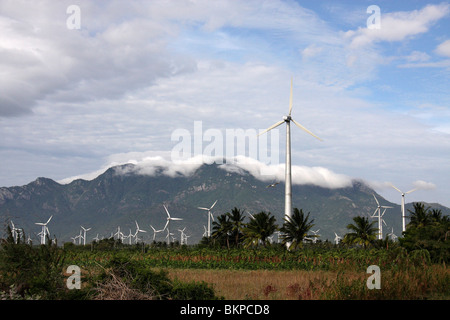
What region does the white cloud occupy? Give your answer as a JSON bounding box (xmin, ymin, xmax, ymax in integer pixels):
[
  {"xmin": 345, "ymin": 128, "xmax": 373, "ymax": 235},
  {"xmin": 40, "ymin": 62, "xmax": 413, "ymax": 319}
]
[
  {"xmin": 301, "ymin": 44, "xmax": 323, "ymax": 59},
  {"xmin": 435, "ymin": 39, "xmax": 450, "ymax": 57},
  {"xmin": 412, "ymin": 180, "xmax": 437, "ymax": 191},
  {"xmin": 59, "ymin": 154, "xmax": 354, "ymax": 189},
  {"xmin": 345, "ymin": 3, "xmax": 450, "ymax": 48}
]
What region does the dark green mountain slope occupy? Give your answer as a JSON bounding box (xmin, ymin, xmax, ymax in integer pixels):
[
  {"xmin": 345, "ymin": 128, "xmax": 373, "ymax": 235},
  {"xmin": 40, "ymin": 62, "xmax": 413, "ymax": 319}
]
[{"xmin": 1, "ymin": 163, "xmax": 448, "ymax": 244}]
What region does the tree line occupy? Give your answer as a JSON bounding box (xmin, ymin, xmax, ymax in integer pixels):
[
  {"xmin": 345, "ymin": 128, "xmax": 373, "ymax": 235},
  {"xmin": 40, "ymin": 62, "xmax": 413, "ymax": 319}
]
[{"xmin": 206, "ymin": 203, "xmax": 449, "ymax": 260}]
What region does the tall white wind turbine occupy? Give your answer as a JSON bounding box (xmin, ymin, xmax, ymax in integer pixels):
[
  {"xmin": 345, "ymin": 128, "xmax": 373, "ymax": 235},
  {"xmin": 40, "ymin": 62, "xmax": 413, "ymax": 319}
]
[
  {"xmin": 390, "ymin": 184, "xmax": 417, "ymax": 233},
  {"xmin": 35, "ymin": 215, "xmax": 53, "ymax": 245},
  {"xmin": 197, "ymin": 200, "xmax": 218, "ymax": 238},
  {"xmin": 258, "ymin": 78, "xmax": 322, "ymax": 248},
  {"xmin": 371, "ymin": 195, "xmax": 393, "ymax": 240}
]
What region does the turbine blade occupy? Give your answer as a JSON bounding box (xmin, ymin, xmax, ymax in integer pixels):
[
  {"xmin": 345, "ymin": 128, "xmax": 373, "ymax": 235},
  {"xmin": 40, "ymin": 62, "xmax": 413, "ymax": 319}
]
[
  {"xmin": 210, "ymin": 200, "xmax": 218, "ymax": 210},
  {"xmin": 373, "ymin": 194, "xmax": 380, "ymax": 206},
  {"xmin": 291, "ymin": 118, "xmax": 322, "ymax": 141},
  {"xmin": 198, "ymin": 207, "xmax": 209, "ymax": 211},
  {"xmin": 257, "ymin": 120, "xmax": 284, "ymax": 137},
  {"xmin": 288, "ymin": 77, "xmax": 293, "ymax": 116},
  {"xmin": 46, "ymin": 216, "xmax": 53, "ymax": 224},
  {"xmin": 390, "ymin": 184, "xmax": 402, "ymax": 193},
  {"xmin": 170, "ymin": 218, "xmax": 183, "ymax": 221},
  {"xmin": 163, "ymin": 205, "xmax": 171, "ymax": 218},
  {"xmin": 405, "ymin": 188, "xmax": 417, "ymax": 194}
]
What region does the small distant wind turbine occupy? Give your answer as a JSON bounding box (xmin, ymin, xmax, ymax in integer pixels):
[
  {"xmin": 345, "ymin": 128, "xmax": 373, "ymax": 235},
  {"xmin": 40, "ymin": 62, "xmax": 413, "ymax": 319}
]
[
  {"xmin": 93, "ymin": 234, "xmax": 100, "ymax": 242},
  {"xmin": 163, "ymin": 205, "xmax": 183, "ymax": 244},
  {"xmin": 81, "ymin": 226, "xmax": 91, "ymax": 246},
  {"xmin": 35, "ymin": 215, "xmax": 52, "ymax": 245},
  {"xmin": 258, "ymin": 78, "xmax": 322, "ymax": 248},
  {"xmin": 134, "ymin": 220, "xmax": 147, "ymax": 244},
  {"xmin": 10, "ymin": 220, "xmax": 21, "ymax": 243},
  {"xmin": 197, "ymin": 200, "xmax": 218, "ymax": 238},
  {"xmin": 178, "ymin": 227, "xmax": 186, "ymax": 245},
  {"xmin": 390, "ymin": 184, "xmax": 417, "ymax": 233},
  {"xmin": 334, "ymin": 232, "xmax": 342, "ymax": 245},
  {"xmin": 371, "ymin": 195, "xmax": 393, "ymax": 240},
  {"xmin": 311, "ymin": 229, "xmax": 320, "ymax": 244},
  {"xmin": 150, "ymin": 225, "xmax": 163, "ymax": 241},
  {"xmin": 387, "ymin": 227, "xmax": 398, "ymax": 242}
]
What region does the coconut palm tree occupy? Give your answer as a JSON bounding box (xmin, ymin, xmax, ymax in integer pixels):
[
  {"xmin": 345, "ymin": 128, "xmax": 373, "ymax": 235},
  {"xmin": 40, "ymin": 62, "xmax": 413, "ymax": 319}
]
[
  {"xmin": 279, "ymin": 208, "xmax": 315, "ymax": 250},
  {"xmin": 211, "ymin": 213, "xmax": 233, "ymax": 248},
  {"xmin": 242, "ymin": 211, "xmax": 277, "ymax": 248},
  {"xmin": 408, "ymin": 202, "xmax": 432, "ymax": 228},
  {"xmin": 343, "ymin": 216, "xmax": 378, "ymax": 248},
  {"xmin": 227, "ymin": 207, "xmax": 245, "ymax": 247}
]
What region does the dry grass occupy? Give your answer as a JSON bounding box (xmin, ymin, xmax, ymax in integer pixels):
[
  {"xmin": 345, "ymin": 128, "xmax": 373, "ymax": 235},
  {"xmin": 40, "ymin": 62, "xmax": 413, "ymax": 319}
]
[
  {"xmin": 166, "ymin": 265, "xmax": 449, "ymax": 300},
  {"xmin": 167, "ymin": 269, "xmax": 344, "ymax": 300}
]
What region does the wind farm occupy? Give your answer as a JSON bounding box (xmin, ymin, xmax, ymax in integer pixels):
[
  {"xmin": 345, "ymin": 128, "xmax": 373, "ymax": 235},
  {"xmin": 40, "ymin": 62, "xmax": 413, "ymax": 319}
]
[
  {"xmin": 0, "ymin": 78, "xmax": 448, "ymax": 302},
  {"xmin": 1, "ymin": 0, "xmax": 449, "ymax": 304}
]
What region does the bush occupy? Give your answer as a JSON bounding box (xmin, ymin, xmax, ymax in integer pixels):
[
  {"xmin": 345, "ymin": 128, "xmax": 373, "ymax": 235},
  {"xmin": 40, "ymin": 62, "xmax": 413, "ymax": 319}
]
[
  {"xmin": 95, "ymin": 255, "xmax": 221, "ymax": 300},
  {"xmin": 0, "ymin": 228, "xmax": 66, "ymax": 299}
]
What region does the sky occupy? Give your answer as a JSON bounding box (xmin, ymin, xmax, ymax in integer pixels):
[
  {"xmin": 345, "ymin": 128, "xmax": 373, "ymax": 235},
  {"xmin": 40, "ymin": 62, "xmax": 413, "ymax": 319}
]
[{"xmin": 1, "ymin": 0, "xmax": 449, "ymax": 207}]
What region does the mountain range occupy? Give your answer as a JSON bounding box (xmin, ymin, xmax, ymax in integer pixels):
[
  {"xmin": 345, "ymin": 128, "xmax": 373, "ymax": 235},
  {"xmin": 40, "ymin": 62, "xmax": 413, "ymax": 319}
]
[{"xmin": 1, "ymin": 162, "xmax": 449, "ymax": 244}]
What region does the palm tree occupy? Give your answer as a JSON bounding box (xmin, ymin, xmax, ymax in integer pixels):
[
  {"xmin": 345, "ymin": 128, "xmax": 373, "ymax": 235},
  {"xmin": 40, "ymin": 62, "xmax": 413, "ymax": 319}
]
[
  {"xmin": 279, "ymin": 208, "xmax": 315, "ymax": 250},
  {"xmin": 211, "ymin": 213, "xmax": 233, "ymax": 249},
  {"xmin": 227, "ymin": 207, "xmax": 245, "ymax": 247},
  {"xmin": 408, "ymin": 202, "xmax": 432, "ymax": 228},
  {"xmin": 343, "ymin": 216, "xmax": 378, "ymax": 248},
  {"xmin": 242, "ymin": 211, "xmax": 277, "ymax": 248}
]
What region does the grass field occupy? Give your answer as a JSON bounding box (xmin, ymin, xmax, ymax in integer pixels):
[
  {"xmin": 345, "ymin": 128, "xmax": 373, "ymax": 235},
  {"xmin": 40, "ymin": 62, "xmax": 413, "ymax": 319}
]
[{"xmin": 167, "ymin": 264, "xmax": 449, "ymax": 300}]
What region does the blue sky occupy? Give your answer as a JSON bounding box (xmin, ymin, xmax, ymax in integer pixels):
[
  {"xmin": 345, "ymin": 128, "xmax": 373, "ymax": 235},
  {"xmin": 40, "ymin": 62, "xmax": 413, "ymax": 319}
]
[{"xmin": 0, "ymin": 0, "xmax": 449, "ymax": 207}]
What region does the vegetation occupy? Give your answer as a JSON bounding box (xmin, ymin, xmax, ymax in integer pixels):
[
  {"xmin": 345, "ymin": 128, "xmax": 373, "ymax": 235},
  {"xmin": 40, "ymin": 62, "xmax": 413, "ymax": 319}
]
[
  {"xmin": 343, "ymin": 216, "xmax": 378, "ymax": 249},
  {"xmin": 0, "ymin": 203, "xmax": 448, "ymax": 300}
]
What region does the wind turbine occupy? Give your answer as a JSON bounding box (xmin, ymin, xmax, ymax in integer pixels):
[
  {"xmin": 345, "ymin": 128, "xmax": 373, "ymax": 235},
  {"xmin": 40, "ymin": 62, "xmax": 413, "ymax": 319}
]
[
  {"xmin": 258, "ymin": 78, "xmax": 322, "ymax": 248},
  {"xmin": 178, "ymin": 227, "xmax": 186, "ymax": 245},
  {"xmin": 311, "ymin": 229, "xmax": 320, "ymax": 244},
  {"xmin": 150, "ymin": 225, "xmax": 163, "ymax": 241},
  {"xmin": 197, "ymin": 200, "xmax": 217, "ymax": 238},
  {"xmin": 371, "ymin": 195, "xmax": 393, "ymax": 240},
  {"xmin": 387, "ymin": 228, "xmax": 398, "ymax": 241},
  {"xmin": 80, "ymin": 226, "xmax": 91, "ymax": 246},
  {"xmin": 390, "ymin": 184, "xmax": 417, "ymax": 233},
  {"xmin": 35, "ymin": 215, "xmax": 52, "ymax": 245},
  {"xmin": 75, "ymin": 230, "xmax": 83, "ymax": 245},
  {"xmin": 163, "ymin": 205, "xmax": 183, "ymax": 244},
  {"xmin": 10, "ymin": 220, "xmax": 21, "ymax": 243},
  {"xmin": 334, "ymin": 232, "xmax": 342, "ymax": 245},
  {"xmin": 134, "ymin": 220, "xmax": 147, "ymax": 244}
]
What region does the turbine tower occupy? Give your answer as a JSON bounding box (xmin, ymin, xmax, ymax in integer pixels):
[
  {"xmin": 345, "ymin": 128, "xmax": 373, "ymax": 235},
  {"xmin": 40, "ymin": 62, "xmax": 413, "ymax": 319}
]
[
  {"xmin": 258, "ymin": 78, "xmax": 322, "ymax": 246},
  {"xmin": 390, "ymin": 184, "xmax": 417, "ymax": 233},
  {"xmin": 197, "ymin": 200, "xmax": 218, "ymax": 238}
]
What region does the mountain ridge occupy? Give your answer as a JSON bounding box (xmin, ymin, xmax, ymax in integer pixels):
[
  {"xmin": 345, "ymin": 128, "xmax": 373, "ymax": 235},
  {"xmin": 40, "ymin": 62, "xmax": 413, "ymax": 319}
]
[{"xmin": 1, "ymin": 163, "xmax": 448, "ymax": 244}]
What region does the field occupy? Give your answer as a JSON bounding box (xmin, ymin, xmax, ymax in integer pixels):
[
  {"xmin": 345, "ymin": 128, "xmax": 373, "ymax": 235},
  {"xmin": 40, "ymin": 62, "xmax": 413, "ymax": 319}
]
[
  {"xmin": 1, "ymin": 237, "xmax": 449, "ymax": 300},
  {"xmin": 59, "ymin": 244, "xmax": 449, "ymax": 300}
]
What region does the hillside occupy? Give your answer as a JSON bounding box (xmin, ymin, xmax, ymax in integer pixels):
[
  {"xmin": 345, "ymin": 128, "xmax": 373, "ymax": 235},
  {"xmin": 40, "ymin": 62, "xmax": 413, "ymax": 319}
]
[{"xmin": 1, "ymin": 163, "xmax": 448, "ymax": 244}]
